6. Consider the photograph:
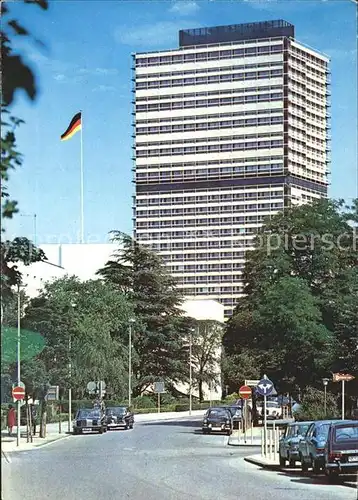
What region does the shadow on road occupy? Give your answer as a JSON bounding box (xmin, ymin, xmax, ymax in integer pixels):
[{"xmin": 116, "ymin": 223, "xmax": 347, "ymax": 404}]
[
  {"xmin": 141, "ymin": 419, "xmax": 201, "ymax": 428},
  {"xmin": 277, "ymin": 470, "xmax": 357, "ymax": 489}
]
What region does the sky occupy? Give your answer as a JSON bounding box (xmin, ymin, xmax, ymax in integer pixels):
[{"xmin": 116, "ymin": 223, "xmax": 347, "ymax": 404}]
[{"xmin": 5, "ymin": 0, "xmax": 358, "ymax": 245}]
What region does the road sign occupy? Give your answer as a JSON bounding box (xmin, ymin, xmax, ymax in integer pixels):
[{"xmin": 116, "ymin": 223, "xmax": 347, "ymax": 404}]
[
  {"xmin": 154, "ymin": 382, "xmax": 165, "ymax": 393},
  {"xmin": 239, "ymin": 385, "xmax": 252, "ymax": 399},
  {"xmin": 87, "ymin": 381, "xmax": 96, "ymax": 392},
  {"xmin": 333, "ymin": 373, "xmax": 355, "ymax": 382},
  {"xmin": 245, "ymin": 379, "xmax": 260, "ymax": 387},
  {"xmin": 12, "ymin": 386, "xmax": 25, "ymax": 401},
  {"xmin": 46, "ymin": 385, "xmax": 59, "ymax": 401},
  {"xmin": 256, "ymin": 377, "xmax": 274, "ymax": 397}
]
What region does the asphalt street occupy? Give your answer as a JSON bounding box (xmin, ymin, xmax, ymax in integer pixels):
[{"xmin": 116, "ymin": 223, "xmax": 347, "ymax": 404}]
[{"xmin": 2, "ymin": 417, "xmax": 356, "ymax": 500}]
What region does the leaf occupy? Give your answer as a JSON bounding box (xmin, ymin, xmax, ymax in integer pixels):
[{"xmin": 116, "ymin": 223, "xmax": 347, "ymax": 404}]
[{"xmin": 8, "ymin": 20, "xmax": 29, "ymax": 36}]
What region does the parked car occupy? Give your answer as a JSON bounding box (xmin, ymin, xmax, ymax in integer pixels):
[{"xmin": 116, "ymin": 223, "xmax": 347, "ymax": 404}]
[
  {"xmin": 221, "ymin": 405, "xmax": 243, "ymax": 424},
  {"xmin": 324, "ymin": 420, "xmax": 358, "ymax": 480},
  {"xmin": 298, "ymin": 420, "xmax": 337, "ymax": 473},
  {"xmin": 202, "ymin": 407, "xmax": 233, "ymax": 435},
  {"xmin": 73, "ymin": 408, "xmax": 107, "ymax": 434},
  {"xmin": 105, "ymin": 406, "xmax": 134, "ymax": 430},
  {"xmin": 279, "ymin": 421, "xmax": 313, "ymax": 467}
]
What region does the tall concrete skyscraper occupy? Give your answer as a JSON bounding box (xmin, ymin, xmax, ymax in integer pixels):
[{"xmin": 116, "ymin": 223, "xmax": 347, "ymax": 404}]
[{"xmin": 133, "ymin": 20, "xmax": 330, "ymax": 318}]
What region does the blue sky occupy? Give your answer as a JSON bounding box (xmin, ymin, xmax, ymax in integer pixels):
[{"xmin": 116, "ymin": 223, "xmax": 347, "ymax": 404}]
[{"xmin": 5, "ymin": 0, "xmax": 357, "ymax": 244}]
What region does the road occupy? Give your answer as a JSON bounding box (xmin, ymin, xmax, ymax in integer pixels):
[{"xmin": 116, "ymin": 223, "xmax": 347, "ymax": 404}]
[{"xmin": 2, "ymin": 417, "xmax": 356, "ymax": 500}]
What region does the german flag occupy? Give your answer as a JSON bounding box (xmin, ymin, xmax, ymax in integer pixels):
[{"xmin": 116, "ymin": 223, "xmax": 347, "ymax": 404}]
[{"xmin": 61, "ymin": 112, "xmax": 82, "ymax": 141}]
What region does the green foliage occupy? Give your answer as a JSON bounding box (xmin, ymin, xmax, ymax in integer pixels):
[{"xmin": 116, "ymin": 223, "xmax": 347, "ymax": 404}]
[
  {"xmin": 224, "ymin": 199, "xmax": 358, "ymax": 398},
  {"xmin": 20, "ymin": 277, "xmax": 134, "ymax": 400},
  {"xmin": 98, "ymin": 232, "xmax": 193, "ymax": 395},
  {"xmin": 191, "ymin": 320, "xmax": 223, "ymax": 401},
  {"xmin": 1, "ymin": 237, "xmax": 46, "ymax": 301},
  {"xmin": 294, "ymin": 387, "xmax": 339, "ymax": 421}
]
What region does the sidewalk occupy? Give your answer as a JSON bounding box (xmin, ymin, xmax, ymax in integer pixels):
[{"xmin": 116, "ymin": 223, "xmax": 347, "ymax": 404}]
[
  {"xmin": 227, "ymin": 426, "xmax": 262, "ymax": 447},
  {"xmin": 244, "ymin": 453, "xmax": 280, "ymax": 470},
  {"xmin": 1, "ymin": 409, "xmax": 205, "ymax": 455}
]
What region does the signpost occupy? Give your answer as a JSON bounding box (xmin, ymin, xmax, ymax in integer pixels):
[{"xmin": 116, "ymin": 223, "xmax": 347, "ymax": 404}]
[
  {"xmin": 154, "ymin": 382, "xmax": 165, "ymax": 413},
  {"xmin": 256, "ymin": 376, "xmax": 274, "ymax": 457},
  {"xmin": 332, "ymin": 373, "xmax": 355, "ymax": 420},
  {"xmin": 239, "ymin": 385, "xmax": 252, "ymax": 441}
]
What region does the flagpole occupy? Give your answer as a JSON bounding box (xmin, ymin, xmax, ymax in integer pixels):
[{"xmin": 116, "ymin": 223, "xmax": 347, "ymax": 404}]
[{"xmin": 80, "ymin": 110, "xmax": 84, "ymax": 244}]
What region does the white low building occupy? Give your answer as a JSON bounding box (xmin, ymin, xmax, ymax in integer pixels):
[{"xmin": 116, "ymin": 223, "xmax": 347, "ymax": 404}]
[{"xmin": 17, "ymin": 243, "xmax": 117, "ymax": 297}]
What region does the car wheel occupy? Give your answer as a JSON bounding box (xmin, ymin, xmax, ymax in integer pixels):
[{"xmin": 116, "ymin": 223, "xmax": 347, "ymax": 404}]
[
  {"xmin": 130, "ymin": 424, "xmax": 134, "ymax": 429},
  {"xmin": 279, "ymin": 456, "xmax": 286, "ymax": 467},
  {"xmin": 327, "ymin": 471, "xmax": 339, "ymax": 483},
  {"xmin": 99, "ymin": 428, "xmax": 103, "ymax": 434},
  {"xmin": 312, "ymin": 459, "xmax": 321, "ymax": 474},
  {"xmin": 301, "ymin": 459, "xmax": 309, "ymax": 472}
]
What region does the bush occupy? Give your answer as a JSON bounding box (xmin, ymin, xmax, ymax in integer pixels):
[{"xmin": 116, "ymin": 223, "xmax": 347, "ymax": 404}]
[{"xmin": 295, "ymin": 387, "xmax": 339, "ymax": 421}]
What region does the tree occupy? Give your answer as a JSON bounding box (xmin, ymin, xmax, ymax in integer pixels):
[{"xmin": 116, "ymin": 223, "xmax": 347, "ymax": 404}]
[
  {"xmin": 224, "ymin": 199, "xmax": 358, "ymax": 398},
  {"xmin": 97, "ymin": 232, "xmax": 193, "ymax": 395},
  {"xmin": 23, "ymin": 276, "xmax": 134, "ymax": 401},
  {"xmin": 294, "ymin": 387, "xmax": 339, "ymax": 421},
  {"xmin": 191, "ymin": 320, "xmax": 223, "ymax": 402}
]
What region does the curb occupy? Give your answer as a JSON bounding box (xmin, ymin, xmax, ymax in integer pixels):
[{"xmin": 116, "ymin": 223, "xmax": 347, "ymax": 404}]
[{"xmin": 244, "ymin": 456, "xmax": 281, "ymax": 471}]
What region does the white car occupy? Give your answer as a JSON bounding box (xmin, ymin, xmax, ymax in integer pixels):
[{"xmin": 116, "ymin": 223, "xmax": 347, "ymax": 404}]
[{"xmin": 258, "ymin": 401, "xmax": 282, "ymax": 420}]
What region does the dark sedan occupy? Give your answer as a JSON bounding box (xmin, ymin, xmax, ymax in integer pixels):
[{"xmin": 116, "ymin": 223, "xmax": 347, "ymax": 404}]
[
  {"xmin": 73, "ymin": 408, "xmax": 107, "ymax": 434},
  {"xmin": 105, "ymin": 406, "xmax": 134, "ymax": 430},
  {"xmin": 202, "ymin": 408, "xmax": 233, "ymax": 435}
]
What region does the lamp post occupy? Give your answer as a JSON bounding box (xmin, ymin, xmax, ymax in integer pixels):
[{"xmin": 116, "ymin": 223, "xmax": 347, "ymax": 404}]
[
  {"xmin": 68, "ymin": 301, "xmax": 77, "ymax": 433},
  {"xmin": 322, "ymin": 378, "xmax": 329, "ymax": 416},
  {"xmin": 128, "ymin": 318, "xmax": 135, "ymax": 408},
  {"xmin": 16, "ymin": 283, "xmax": 22, "ymax": 447}
]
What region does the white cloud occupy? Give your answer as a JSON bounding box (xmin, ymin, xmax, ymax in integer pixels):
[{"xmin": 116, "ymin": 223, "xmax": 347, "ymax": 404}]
[
  {"xmin": 78, "ymin": 67, "xmax": 119, "ymax": 76},
  {"xmin": 94, "ymin": 67, "xmax": 119, "ymax": 76},
  {"xmin": 243, "ymin": 0, "xmax": 278, "ymax": 10},
  {"xmin": 92, "ymin": 85, "xmax": 116, "ymax": 92},
  {"xmin": 114, "ymin": 21, "xmax": 201, "ymax": 48},
  {"xmin": 53, "ymin": 74, "xmax": 66, "ymax": 82},
  {"xmin": 169, "ymin": 1, "xmax": 200, "ymax": 15}
]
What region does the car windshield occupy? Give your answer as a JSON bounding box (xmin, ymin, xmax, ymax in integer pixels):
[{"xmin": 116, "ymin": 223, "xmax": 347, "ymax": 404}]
[
  {"xmin": 287, "ymin": 424, "xmax": 310, "ymax": 437},
  {"xmin": 225, "ymin": 407, "xmax": 240, "ymax": 416},
  {"xmin": 208, "ymin": 409, "xmax": 228, "ymax": 417},
  {"xmin": 77, "ymin": 409, "xmax": 101, "ymax": 419},
  {"xmin": 106, "ymin": 407, "xmax": 126, "ymax": 416},
  {"xmin": 334, "ymin": 425, "xmax": 358, "ymax": 442}
]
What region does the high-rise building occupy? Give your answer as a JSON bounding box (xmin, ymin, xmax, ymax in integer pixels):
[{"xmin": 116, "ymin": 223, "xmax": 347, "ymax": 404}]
[{"xmin": 133, "ymin": 20, "xmax": 330, "ymax": 318}]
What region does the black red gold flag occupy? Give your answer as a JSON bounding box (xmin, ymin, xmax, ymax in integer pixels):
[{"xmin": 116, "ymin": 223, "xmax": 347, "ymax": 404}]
[{"xmin": 61, "ymin": 112, "xmax": 82, "ymax": 141}]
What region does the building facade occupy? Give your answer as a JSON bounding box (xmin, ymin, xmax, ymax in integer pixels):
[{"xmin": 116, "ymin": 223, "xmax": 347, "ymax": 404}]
[{"xmin": 133, "ymin": 20, "xmax": 330, "ymax": 318}]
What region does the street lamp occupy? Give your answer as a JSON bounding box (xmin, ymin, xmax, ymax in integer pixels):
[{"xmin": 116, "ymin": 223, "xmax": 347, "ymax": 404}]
[
  {"xmin": 322, "ymin": 378, "xmax": 329, "ymax": 416},
  {"xmin": 189, "ymin": 326, "xmax": 196, "ymax": 416},
  {"xmin": 68, "ymin": 301, "xmax": 77, "ymax": 433},
  {"xmin": 128, "ymin": 318, "xmax": 135, "ymax": 408}
]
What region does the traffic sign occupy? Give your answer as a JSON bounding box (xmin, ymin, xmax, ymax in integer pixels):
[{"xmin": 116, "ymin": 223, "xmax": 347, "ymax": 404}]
[
  {"xmin": 333, "ymin": 373, "xmax": 355, "ymax": 382},
  {"xmin": 154, "ymin": 382, "xmax": 165, "ymax": 393},
  {"xmin": 12, "ymin": 386, "xmax": 25, "ymax": 401},
  {"xmin": 239, "ymin": 385, "xmax": 252, "ymax": 399},
  {"xmin": 256, "ymin": 377, "xmax": 274, "ymax": 397},
  {"xmin": 245, "ymin": 379, "xmax": 260, "ymax": 387},
  {"xmin": 46, "ymin": 385, "xmax": 59, "ymax": 401}
]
